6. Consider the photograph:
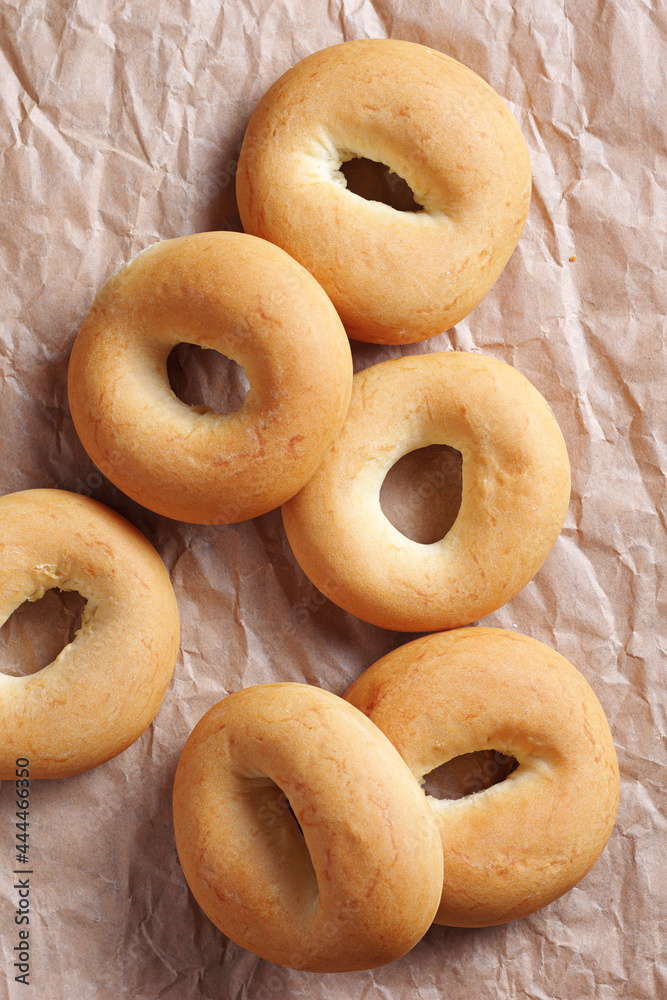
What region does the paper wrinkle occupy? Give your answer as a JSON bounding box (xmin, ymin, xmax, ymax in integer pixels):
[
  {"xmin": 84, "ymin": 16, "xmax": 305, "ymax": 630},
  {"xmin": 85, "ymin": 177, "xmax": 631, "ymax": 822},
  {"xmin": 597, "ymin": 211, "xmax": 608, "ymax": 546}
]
[{"xmin": 0, "ymin": 0, "xmax": 665, "ymax": 998}]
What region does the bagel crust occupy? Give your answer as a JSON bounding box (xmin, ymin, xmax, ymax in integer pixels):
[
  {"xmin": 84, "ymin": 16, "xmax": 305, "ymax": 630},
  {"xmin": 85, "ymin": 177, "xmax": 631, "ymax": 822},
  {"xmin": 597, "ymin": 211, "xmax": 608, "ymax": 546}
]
[
  {"xmin": 282, "ymin": 352, "xmax": 570, "ymax": 632},
  {"xmin": 173, "ymin": 683, "xmax": 444, "ymax": 972},
  {"xmin": 237, "ymin": 39, "xmax": 531, "ymax": 344},
  {"xmin": 345, "ymin": 627, "xmax": 620, "ymax": 927},
  {"xmin": 68, "ymin": 232, "xmax": 353, "ymax": 524},
  {"xmin": 0, "ymin": 490, "xmax": 180, "ymax": 779}
]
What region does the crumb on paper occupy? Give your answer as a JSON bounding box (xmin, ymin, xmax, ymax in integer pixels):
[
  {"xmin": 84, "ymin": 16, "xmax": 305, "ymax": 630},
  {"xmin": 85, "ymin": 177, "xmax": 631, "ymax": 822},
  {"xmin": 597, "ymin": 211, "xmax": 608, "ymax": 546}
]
[{"xmin": 569, "ymin": 255, "xmax": 577, "ymax": 262}]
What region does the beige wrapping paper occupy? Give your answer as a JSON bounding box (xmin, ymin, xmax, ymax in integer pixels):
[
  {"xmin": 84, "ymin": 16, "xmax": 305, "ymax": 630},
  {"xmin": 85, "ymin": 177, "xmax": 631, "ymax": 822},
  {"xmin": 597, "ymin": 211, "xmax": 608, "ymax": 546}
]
[{"xmin": 0, "ymin": 1, "xmax": 665, "ymax": 997}]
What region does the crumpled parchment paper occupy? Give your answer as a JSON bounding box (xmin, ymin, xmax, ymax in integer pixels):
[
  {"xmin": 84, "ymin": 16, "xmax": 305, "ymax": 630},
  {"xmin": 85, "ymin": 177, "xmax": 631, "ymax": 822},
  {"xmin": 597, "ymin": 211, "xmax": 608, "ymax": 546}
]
[{"xmin": 0, "ymin": 1, "xmax": 665, "ymax": 997}]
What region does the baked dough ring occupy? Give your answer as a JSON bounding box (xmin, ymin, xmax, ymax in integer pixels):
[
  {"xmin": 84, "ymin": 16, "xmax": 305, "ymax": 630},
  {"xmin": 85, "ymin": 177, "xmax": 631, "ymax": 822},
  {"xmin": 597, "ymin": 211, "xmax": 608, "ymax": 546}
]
[
  {"xmin": 68, "ymin": 232, "xmax": 352, "ymax": 524},
  {"xmin": 345, "ymin": 627, "xmax": 620, "ymax": 927},
  {"xmin": 173, "ymin": 683, "xmax": 443, "ymax": 972},
  {"xmin": 282, "ymin": 352, "xmax": 570, "ymax": 632},
  {"xmin": 0, "ymin": 489, "xmax": 179, "ymax": 779},
  {"xmin": 237, "ymin": 39, "xmax": 531, "ymax": 344}
]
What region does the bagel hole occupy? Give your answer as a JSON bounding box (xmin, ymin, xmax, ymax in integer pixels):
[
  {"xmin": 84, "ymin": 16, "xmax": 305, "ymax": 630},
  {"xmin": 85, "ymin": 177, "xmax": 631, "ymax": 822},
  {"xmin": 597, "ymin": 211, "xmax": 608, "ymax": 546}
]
[
  {"xmin": 423, "ymin": 750, "xmax": 519, "ymax": 801},
  {"xmin": 380, "ymin": 445, "xmax": 463, "ymax": 544},
  {"xmin": 258, "ymin": 783, "xmax": 306, "ymax": 841},
  {"xmin": 340, "ymin": 157, "xmax": 422, "ymax": 212},
  {"xmin": 254, "ymin": 782, "xmax": 319, "ymax": 903},
  {"xmin": 286, "ymin": 798, "xmax": 304, "ymax": 837},
  {"xmin": 167, "ymin": 343, "xmax": 249, "ymax": 414},
  {"xmin": 0, "ymin": 589, "xmax": 86, "ymax": 677}
]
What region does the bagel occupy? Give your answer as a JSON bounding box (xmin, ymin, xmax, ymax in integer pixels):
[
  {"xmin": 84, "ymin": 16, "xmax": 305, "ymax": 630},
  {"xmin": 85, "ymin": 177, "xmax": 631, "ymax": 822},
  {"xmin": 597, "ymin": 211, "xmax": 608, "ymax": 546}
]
[
  {"xmin": 172, "ymin": 683, "xmax": 443, "ymax": 972},
  {"xmin": 0, "ymin": 489, "xmax": 179, "ymax": 779},
  {"xmin": 68, "ymin": 232, "xmax": 353, "ymax": 524},
  {"xmin": 282, "ymin": 352, "xmax": 570, "ymax": 632},
  {"xmin": 345, "ymin": 627, "xmax": 620, "ymax": 927},
  {"xmin": 237, "ymin": 39, "xmax": 531, "ymax": 344}
]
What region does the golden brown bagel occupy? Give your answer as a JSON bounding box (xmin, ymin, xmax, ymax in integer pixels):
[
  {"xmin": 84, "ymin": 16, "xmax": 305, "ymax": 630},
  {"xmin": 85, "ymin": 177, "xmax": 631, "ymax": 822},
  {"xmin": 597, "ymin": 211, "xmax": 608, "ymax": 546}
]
[
  {"xmin": 282, "ymin": 352, "xmax": 570, "ymax": 632},
  {"xmin": 68, "ymin": 232, "xmax": 353, "ymax": 524},
  {"xmin": 345, "ymin": 627, "xmax": 620, "ymax": 927},
  {"xmin": 173, "ymin": 683, "xmax": 444, "ymax": 972},
  {"xmin": 237, "ymin": 39, "xmax": 531, "ymax": 344},
  {"xmin": 0, "ymin": 489, "xmax": 179, "ymax": 779}
]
